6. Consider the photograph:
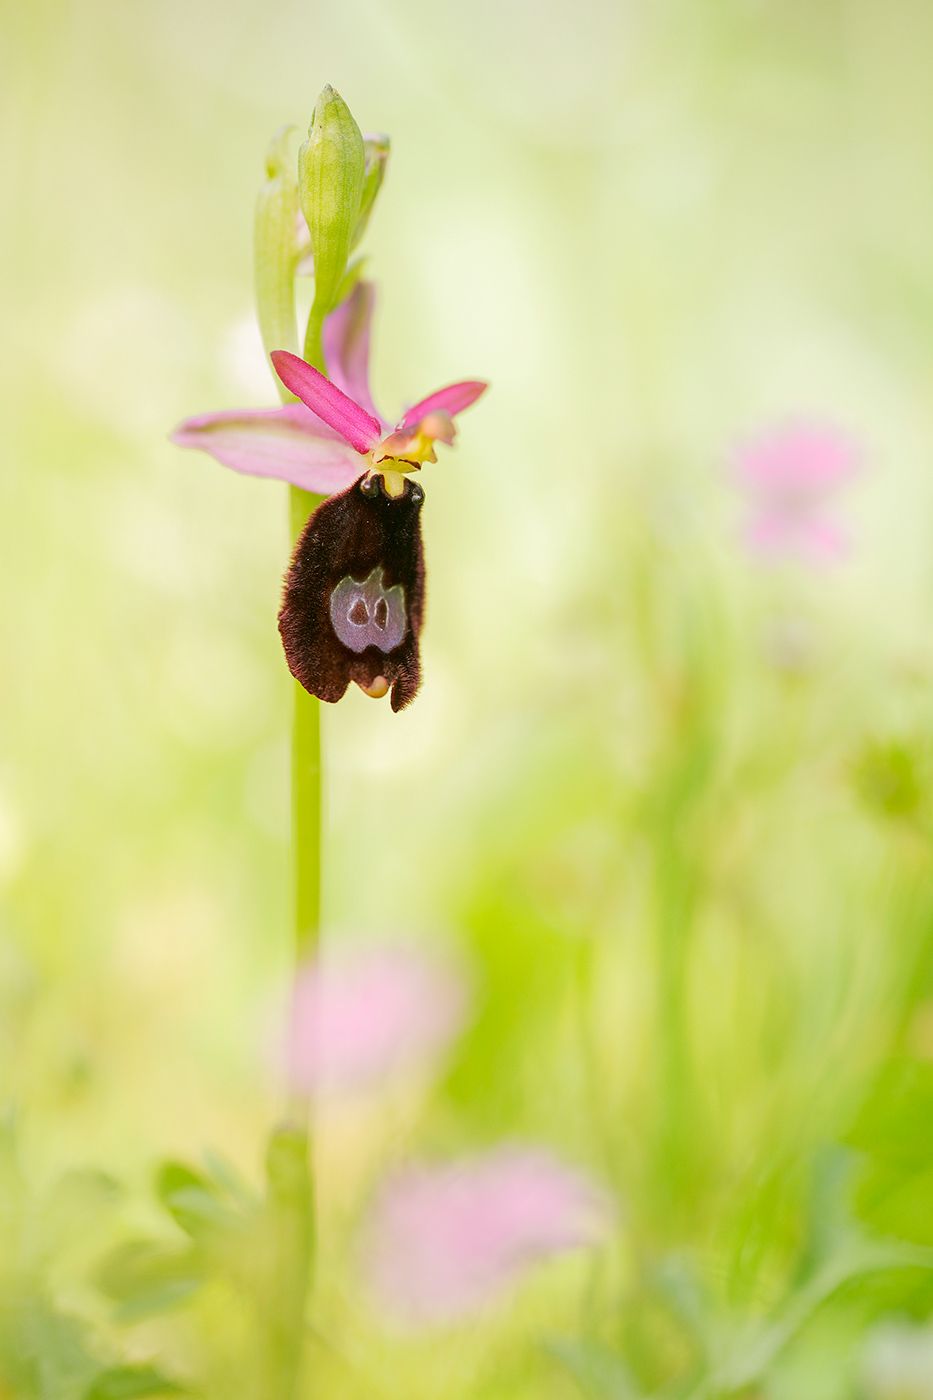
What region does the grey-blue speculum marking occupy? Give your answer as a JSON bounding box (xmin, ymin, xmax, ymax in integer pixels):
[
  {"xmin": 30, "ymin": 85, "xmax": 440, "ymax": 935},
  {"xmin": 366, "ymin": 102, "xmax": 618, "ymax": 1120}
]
[{"xmin": 329, "ymin": 567, "xmax": 407, "ymax": 654}]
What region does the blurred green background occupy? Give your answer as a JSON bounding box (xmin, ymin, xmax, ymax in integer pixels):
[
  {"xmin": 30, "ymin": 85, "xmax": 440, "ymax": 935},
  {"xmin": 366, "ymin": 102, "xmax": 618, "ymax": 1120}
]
[{"xmin": 7, "ymin": 1, "xmax": 933, "ymax": 1395}]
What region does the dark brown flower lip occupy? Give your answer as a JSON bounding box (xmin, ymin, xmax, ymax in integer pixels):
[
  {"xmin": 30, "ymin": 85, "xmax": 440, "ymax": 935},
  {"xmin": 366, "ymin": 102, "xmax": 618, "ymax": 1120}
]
[{"xmin": 278, "ymin": 474, "xmax": 426, "ymax": 712}]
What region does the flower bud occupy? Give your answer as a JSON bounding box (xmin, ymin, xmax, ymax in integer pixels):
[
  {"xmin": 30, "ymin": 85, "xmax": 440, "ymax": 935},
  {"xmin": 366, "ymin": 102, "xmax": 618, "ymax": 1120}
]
[
  {"xmin": 298, "ymin": 86, "xmax": 365, "ymax": 324},
  {"xmin": 351, "ymin": 134, "xmax": 390, "ymax": 251},
  {"xmin": 254, "ymin": 126, "xmax": 299, "ymax": 382}
]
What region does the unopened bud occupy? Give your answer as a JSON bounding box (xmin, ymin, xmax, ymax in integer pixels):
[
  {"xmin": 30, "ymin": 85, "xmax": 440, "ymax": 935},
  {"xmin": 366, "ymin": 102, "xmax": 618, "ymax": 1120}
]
[{"xmin": 298, "ymin": 86, "xmax": 365, "ymax": 323}]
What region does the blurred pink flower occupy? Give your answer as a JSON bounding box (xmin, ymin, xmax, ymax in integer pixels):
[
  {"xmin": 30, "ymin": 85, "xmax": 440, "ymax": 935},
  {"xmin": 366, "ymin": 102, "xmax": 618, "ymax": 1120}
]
[
  {"xmin": 733, "ymin": 421, "xmax": 859, "ymax": 565},
  {"xmin": 287, "ymin": 946, "xmax": 467, "ymax": 1093},
  {"xmin": 363, "ymin": 1147, "xmax": 612, "ymax": 1323}
]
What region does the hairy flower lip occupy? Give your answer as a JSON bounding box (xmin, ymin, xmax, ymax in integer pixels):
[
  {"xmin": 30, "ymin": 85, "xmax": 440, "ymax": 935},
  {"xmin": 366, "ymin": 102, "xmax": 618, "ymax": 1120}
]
[
  {"xmin": 279, "ymin": 472, "xmax": 426, "ymax": 710},
  {"xmin": 172, "ymin": 281, "xmax": 488, "ymax": 498}
]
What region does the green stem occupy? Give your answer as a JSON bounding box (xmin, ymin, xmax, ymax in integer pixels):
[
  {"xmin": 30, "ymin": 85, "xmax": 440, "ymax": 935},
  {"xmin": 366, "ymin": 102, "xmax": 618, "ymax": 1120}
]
[
  {"xmin": 253, "ymin": 129, "xmax": 333, "ymax": 1399},
  {"xmin": 256, "ymin": 485, "xmax": 323, "ymax": 1400},
  {"xmin": 303, "ymin": 297, "xmax": 327, "ymax": 376},
  {"xmin": 258, "ymin": 1125, "xmax": 315, "ymax": 1400}
]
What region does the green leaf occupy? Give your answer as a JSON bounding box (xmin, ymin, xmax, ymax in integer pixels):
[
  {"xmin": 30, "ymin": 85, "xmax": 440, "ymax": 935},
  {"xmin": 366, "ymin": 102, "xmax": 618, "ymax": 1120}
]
[
  {"xmin": 96, "ymin": 1239, "xmax": 204, "ymax": 1320},
  {"xmin": 546, "ymin": 1339, "xmax": 642, "ymax": 1400},
  {"xmin": 847, "ymin": 1058, "xmax": 933, "ymax": 1174},
  {"xmin": 156, "ymin": 1162, "xmax": 231, "ymax": 1238},
  {"xmin": 845, "ymin": 1060, "xmax": 933, "ymax": 1243},
  {"xmin": 156, "ymin": 1161, "xmax": 208, "ymax": 1203},
  {"xmin": 652, "ymin": 1254, "xmax": 712, "ymax": 1345},
  {"xmin": 83, "ymin": 1364, "xmax": 184, "ymax": 1400},
  {"xmin": 0, "ymin": 1110, "xmax": 25, "ymax": 1218},
  {"xmin": 3, "ymin": 1298, "xmax": 100, "ymax": 1400},
  {"xmin": 200, "ymin": 1151, "xmax": 257, "ymax": 1212},
  {"xmin": 852, "ymin": 737, "xmax": 923, "ymax": 819},
  {"xmin": 37, "ymin": 1169, "xmax": 120, "ymax": 1261}
]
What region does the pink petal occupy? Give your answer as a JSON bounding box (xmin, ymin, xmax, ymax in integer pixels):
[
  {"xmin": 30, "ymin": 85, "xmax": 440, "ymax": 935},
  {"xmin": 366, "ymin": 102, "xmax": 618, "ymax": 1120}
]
[
  {"xmin": 376, "ymin": 411, "xmax": 455, "ymax": 462},
  {"xmin": 364, "ymin": 1147, "xmax": 611, "ymax": 1323},
  {"xmin": 322, "ymin": 282, "xmax": 387, "ymax": 427},
  {"xmin": 171, "ymin": 402, "xmax": 365, "ymax": 494},
  {"xmin": 399, "ymin": 380, "xmax": 488, "ymax": 431},
  {"xmin": 271, "ymin": 351, "xmax": 382, "ymax": 454}
]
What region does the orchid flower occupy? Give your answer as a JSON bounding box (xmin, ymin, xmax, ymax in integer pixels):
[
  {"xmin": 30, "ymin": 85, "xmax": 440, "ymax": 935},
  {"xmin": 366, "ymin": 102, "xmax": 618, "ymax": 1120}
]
[
  {"xmin": 732, "ymin": 420, "xmax": 859, "ymax": 565},
  {"xmin": 172, "ymin": 280, "xmax": 486, "ymax": 504},
  {"xmin": 172, "ymin": 282, "xmax": 487, "ymax": 710}
]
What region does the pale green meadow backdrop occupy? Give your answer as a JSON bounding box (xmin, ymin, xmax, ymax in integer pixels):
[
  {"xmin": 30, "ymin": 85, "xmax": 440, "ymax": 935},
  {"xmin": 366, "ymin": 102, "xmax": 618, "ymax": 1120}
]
[{"xmin": 7, "ymin": 0, "xmax": 933, "ymax": 1395}]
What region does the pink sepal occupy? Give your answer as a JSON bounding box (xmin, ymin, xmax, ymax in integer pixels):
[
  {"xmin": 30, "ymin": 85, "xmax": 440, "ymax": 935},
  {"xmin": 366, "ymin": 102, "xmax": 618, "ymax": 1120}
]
[
  {"xmin": 271, "ymin": 351, "xmax": 382, "ymax": 454},
  {"xmin": 170, "ymin": 402, "xmax": 365, "ymax": 494}
]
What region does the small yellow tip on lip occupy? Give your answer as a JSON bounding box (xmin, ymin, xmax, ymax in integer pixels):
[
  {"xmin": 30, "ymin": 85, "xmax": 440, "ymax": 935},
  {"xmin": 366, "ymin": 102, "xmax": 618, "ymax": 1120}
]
[{"xmin": 358, "ymin": 676, "xmax": 389, "ymax": 699}]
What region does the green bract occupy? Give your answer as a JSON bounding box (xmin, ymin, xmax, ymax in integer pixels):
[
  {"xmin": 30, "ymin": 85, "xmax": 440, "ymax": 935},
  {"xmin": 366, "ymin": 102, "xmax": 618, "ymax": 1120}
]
[
  {"xmin": 352, "ymin": 133, "xmax": 390, "ymax": 251},
  {"xmin": 255, "ymin": 125, "xmax": 299, "ymax": 388}
]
